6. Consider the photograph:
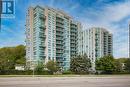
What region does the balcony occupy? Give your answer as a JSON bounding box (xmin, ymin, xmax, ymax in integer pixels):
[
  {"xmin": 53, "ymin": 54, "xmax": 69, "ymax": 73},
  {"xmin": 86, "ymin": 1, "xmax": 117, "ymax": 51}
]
[
  {"xmin": 56, "ymin": 28, "xmax": 63, "ymax": 32},
  {"xmin": 39, "ymin": 15, "xmax": 46, "ymax": 20},
  {"xmin": 41, "ymin": 37, "xmax": 46, "ymax": 41},
  {"xmin": 71, "ymin": 41, "xmax": 76, "ymax": 44},
  {"xmin": 39, "ymin": 25, "xmax": 46, "ymax": 30},
  {"xmin": 71, "ymin": 33, "xmax": 76, "ymax": 36},
  {"xmin": 39, "ymin": 55, "xmax": 46, "ymax": 58},
  {"xmin": 70, "ymin": 24, "xmax": 77, "ymax": 29},
  {"xmin": 39, "ymin": 35, "xmax": 46, "ymax": 38},
  {"xmin": 71, "ymin": 30, "xmax": 77, "ymax": 33},
  {"xmin": 56, "ymin": 17, "xmax": 64, "ymax": 21},
  {"xmin": 56, "ymin": 37, "xmax": 63, "ymax": 41},
  {"xmin": 56, "ymin": 19, "xmax": 64, "ymax": 25},
  {"xmin": 56, "ymin": 41, "xmax": 62, "ymax": 45},
  {"xmin": 71, "ymin": 49, "xmax": 76, "ymax": 51},
  {"xmin": 70, "ymin": 37, "xmax": 76, "ymax": 40},
  {"xmin": 56, "ymin": 51, "xmax": 63, "ymax": 53},
  {"xmin": 56, "ymin": 54, "xmax": 63, "ymax": 58},
  {"xmin": 39, "ymin": 43, "xmax": 46, "ymax": 47},
  {"xmin": 39, "ymin": 45, "xmax": 46, "ymax": 49},
  {"xmin": 56, "ymin": 23, "xmax": 64, "ymax": 29},
  {"xmin": 71, "ymin": 45, "xmax": 76, "ymax": 47},
  {"xmin": 56, "ymin": 46, "xmax": 63, "ymax": 49},
  {"xmin": 71, "ymin": 54, "xmax": 76, "ymax": 57},
  {"xmin": 56, "ymin": 58, "xmax": 63, "ymax": 61},
  {"xmin": 56, "ymin": 32, "xmax": 63, "ymax": 36}
]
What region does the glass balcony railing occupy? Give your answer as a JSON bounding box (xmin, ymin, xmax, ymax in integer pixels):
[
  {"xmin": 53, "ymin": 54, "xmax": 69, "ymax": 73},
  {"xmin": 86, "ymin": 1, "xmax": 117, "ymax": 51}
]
[
  {"xmin": 71, "ymin": 45, "xmax": 76, "ymax": 47},
  {"xmin": 56, "ymin": 17, "xmax": 64, "ymax": 21},
  {"xmin": 56, "ymin": 54, "xmax": 63, "ymax": 57},
  {"xmin": 71, "ymin": 33, "xmax": 76, "ymax": 36},
  {"xmin": 56, "ymin": 23, "xmax": 64, "ymax": 29},
  {"xmin": 71, "ymin": 49, "xmax": 76, "ymax": 51},
  {"xmin": 56, "ymin": 32, "xmax": 63, "ymax": 36},
  {"xmin": 56, "ymin": 19, "xmax": 64, "ymax": 24},
  {"xmin": 70, "ymin": 24, "xmax": 77, "ymax": 29},
  {"xmin": 56, "ymin": 37, "xmax": 63, "ymax": 40},
  {"xmin": 71, "ymin": 30, "xmax": 77, "ymax": 33},
  {"xmin": 39, "ymin": 25, "xmax": 46, "ymax": 29},
  {"xmin": 71, "ymin": 41, "xmax": 76, "ymax": 43},
  {"xmin": 39, "ymin": 55, "xmax": 46, "ymax": 58},
  {"xmin": 39, "ymin": 46, "xmax": 46, "ymax": 49},
  {"xmin": 56, "ymin": 51, "xmax": 63, "ymax": 53},
  {"xmin": 39, "ymin": 43, "xmax": 46, "ymax": 47},
  {"xmin": 56, "ymin": 46, "xmax": 63, "ymax": 49},
  {"xmin": 39, "ymin": 35, "xmax": 46, "ymax": 38},
  {"xmin": 56, "ymin": 41, "xmax": 62, "ymax": 44},
  {"xmin": 70, "ymin": 37, "xmax": 76, "ymax": 40},
  {"xmin": 56, "ymin": 28, "xmax": 63, "ymax": 32},
  {"xmin": 39, "ymin": 15, "xmax": 46, "ymax": 20}
]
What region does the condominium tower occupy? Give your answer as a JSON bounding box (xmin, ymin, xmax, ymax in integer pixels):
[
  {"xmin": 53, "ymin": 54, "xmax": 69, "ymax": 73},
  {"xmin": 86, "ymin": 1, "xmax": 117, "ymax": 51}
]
[
  {"xmin": 79, "ymin": 27, "xmax": 113, "ymax": 70},
  {"xmin": 26, "ymin": 6, "xmax": 81, "ymax": 70}
]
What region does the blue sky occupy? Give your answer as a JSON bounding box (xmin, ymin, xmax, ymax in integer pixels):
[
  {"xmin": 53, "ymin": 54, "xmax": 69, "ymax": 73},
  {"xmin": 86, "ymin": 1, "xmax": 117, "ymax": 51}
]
[{"xmin": 0, "ymin": 0, "xmax": 129, "ymax": 58}]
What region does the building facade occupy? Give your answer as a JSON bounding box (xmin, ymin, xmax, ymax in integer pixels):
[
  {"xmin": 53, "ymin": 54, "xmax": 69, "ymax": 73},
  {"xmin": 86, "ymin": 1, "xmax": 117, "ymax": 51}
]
[
  {"xmin": 26, "ymin": 6, "xmax": 81, "ymax": 70},
  {"xmin": 79, "ymin": 27, "xmax": 113, "ymax": 70}
]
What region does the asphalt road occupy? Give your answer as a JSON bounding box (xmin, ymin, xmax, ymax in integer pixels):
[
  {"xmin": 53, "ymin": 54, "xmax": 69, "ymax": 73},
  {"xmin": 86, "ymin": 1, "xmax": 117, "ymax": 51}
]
[{"xmin": 0, "ymin": 76, "xmax": 130, "ymax": 87}]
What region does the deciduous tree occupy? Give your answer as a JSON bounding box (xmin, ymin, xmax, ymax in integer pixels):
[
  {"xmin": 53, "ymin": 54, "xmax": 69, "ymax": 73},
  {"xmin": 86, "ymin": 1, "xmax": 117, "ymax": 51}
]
[
  {"xmin": 70, "ymin": 54, "xmax": 91, "ymax": 74},
  {"xmin": 96, "ymin": 55, "xmax": 115, "ymax": 74}
]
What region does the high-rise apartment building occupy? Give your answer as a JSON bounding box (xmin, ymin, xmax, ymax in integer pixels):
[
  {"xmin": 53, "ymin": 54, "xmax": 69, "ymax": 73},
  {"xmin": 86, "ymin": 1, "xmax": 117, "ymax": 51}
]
[
  {"xmin": 79, "ymin": 27, "xmax": 113, "ymax": 70},
  {"xmin": 25, "ymin": 6, "xmax": 81, "ymax": 70}
]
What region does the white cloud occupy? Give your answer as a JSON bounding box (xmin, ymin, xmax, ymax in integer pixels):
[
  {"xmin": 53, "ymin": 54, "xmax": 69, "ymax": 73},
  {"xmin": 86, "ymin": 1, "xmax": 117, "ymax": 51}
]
[{"xmin": 101, "ymin": 1, "xmax": 130, "ymax": 22}]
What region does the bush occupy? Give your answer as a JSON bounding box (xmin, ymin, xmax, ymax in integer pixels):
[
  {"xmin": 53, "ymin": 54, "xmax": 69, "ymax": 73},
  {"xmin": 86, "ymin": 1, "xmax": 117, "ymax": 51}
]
[
  {"xmin": 0, "ymin": 70, "xmax": 52, "ymax": 75},
  {"xmin": 62, "ymin": 70, "xmax": 73, "ymax": 75},
  {"xmin": 0, "ymin": 70, "xmax": 32, "ymax": 75},
  {"xmin": 46, "ymin": 60, "xmax": 59, "ymax": 74}
]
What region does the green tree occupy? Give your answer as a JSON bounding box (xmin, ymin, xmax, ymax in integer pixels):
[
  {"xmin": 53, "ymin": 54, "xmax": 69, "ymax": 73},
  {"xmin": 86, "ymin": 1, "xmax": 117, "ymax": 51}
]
[
  {"xmin": 70, "ymin": 54, "xmax": 91, "ymax": 74},
  {"xmin": 114, "ymin": 58, "xmax": 128, "ymax": 73},
  {"xmin": 0, "ymin": 58, "xmax": 14, "ymax": 70},
  {"xmin": 117, "ymin": 58, "xmax": 128, "ymax": 63},
  {"xmin": 35, "ymin": 62, "xmax": 45, "ymax": 75},
  {"xmin": 96, "ymin": 55, "xmax": 115, "ymax": 74},
  {"xmin": 125, "ymin": 58, "xmax": 130, "ymax": 72},
  {"xmin": 114, "ymin": 59, "xmax": 122, "ymax": 72},
  {"xmin": 14, "ymin": 45, "xmax": 26, "ymax": 64},
  {"xmin": 46, "ymin": 60, "xmax": 59, "ymax": 74},
  {"xmin": 0, "ymin": 47, "xmax": 15, "ymax": 70},
  {"xmin": 0, "ymin": 45, "xmax": 26, "ymax": 70}
]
